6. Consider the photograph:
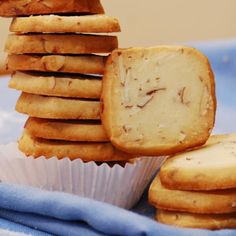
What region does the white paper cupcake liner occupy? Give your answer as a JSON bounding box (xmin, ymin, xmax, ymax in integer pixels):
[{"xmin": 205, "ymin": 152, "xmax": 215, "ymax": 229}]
[{"xmin": 0, "ymin": 143, "xmax": 166, "ymax": 209}]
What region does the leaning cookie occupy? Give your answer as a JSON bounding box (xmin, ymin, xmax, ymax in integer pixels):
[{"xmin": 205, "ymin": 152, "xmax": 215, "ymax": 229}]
[
  {"xmin": 18, "ymin": 131, "xmax": 131, "ymax": 161},
  {"xmin": 16, "ymin": 93, "xmax": 100, "ymax": 120},
  {"xmin": 7, "ymin": 54, "xmax": 106, "ymax": 74},
  {"xmin": 25, "ymin": 117, "xmax": 108, "ymax": 142},
  {"xmin": 10, "ymin": 15, "xmax": 121, "ymax": 33},
  {"xmin": 0, "ymin": 0, "xmax": 104, "ymax": 16},
  {"xmin": 9, "ymin": 72, "xmax": 102, "ymax": 99},
  {"xmin": 6, "ymin": 34, "xmax": 118, "ymax": 55},
  {"xmin": 149, "ymin": 175, "xmax": 236, "ymax": 214},
  {"xmin": 157, "ymin": 210, "xmax": 236, "ymax": 230},
  {"xmin": 101, "ymin": 46, "xmax": 216, "ymax": 156},
  {"xmin": 160, "ymin": 133, "xmax": 236, "ymax": 190}
]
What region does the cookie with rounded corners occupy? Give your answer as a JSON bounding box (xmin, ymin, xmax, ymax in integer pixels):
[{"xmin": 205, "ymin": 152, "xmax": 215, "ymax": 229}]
[
  {"xmin": 25, "ymin": 117, "xmax": 108, "ymax": 142},
  {"xmin": 10, "ymin": 14, "xmax": 121, "ymax": 33},
  {"xmin": 157, "ymin": 210, "xmax": 236, "ymax": 230},
  {"xmin": 16, "ymin": 93, "xmax": 100, "ymax": 120},
  {"xmin": 7, "ymin": 54, "xmax": 106, "ymax": 74},
  {"xmin": 101, "ymin": 46, "xmax": 216, "ymax": 156},
  {"xmin": 9, "ymin": 71, "xmax": 102, "ymax": 99},
  {"xmin": 0, "ymin": 0, "xmax": 104, "ymax": 16},
  {"xmin": 18, "ymin": 131, "xmax": 133, "ymax": 161},
  {"xmin": 160, "ymin": 134, "xmax": 236, "ymax": 190},
  {"xmin": 149, "ymin": 175, "xmax": 236, "ymax": 214},
  {"xmin": 6, "ymin": 34, "xmax": 118, "ymax": 55}
]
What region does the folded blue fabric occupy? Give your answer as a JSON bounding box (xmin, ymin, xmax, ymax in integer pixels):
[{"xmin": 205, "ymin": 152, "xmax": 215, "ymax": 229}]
[{"xmin": 0, "ymin": 183, "xmax": 236, "ymax": 236}]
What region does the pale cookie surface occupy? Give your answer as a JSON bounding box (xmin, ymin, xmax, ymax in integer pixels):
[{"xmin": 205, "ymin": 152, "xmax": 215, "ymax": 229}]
[
  {"xmin": 160, "ymin": 134, "xmax": 236, "ymax": 190},
  {"xmin": 149, "ymin": 175, "xmax": 236, "ymax": 214},
  {"xmin": 0, "ymin": 0, "xmax": 104, "ymax": 16},
  {"xmin": 18, "ymin": 131, "xmax": 132, "ymax": 161},
  {"xmin": 25, "ymin": 117, "xmax": 108, "ymax": 142},
  {"xmin": 10, "ymin": 15, "xmax": 121, "ymax": 33},
  {"xmin": 101, "ymin": 46, "xmax": 216, "ymax": 156},
  {"xmin": 8, "ymin": 54, "xmax": 106, "ymax": 74},
  {"xmin": 157, "ymin": 210, "xmax": 236, "ymax": 230},
  {"xmin": 16, "ymin": 93, "xmax": 100, "ymax": 120},
  {"xmin": 9, "ymin": 72, "xmax": 102, "ymax": 99},
  {"xmin": 6, "ymin": 34, "xmax": 118, "ymax": 54}
]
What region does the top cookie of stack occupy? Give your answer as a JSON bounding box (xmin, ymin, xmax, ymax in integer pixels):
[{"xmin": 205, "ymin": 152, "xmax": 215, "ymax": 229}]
[
  {"xmin": 4, "ymin": 0, "xmax": 128, "ymax": 162},
  {"xmin": 0, "ymin": 0, "xmax": 105, "ymax": 16}
]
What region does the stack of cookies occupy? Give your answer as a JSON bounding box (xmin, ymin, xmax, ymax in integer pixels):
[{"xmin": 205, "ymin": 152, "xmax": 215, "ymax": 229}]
[
  {"xmin": 4, "ymin": 0, "xmax": 133, "ymax": 162},
  {"xmin": 149, "ymin": 134, "xmax": 236, "ymax": 230},
  {"xmin": 0, "ymin": 0, "xmax": 166, "ymax": 210}
]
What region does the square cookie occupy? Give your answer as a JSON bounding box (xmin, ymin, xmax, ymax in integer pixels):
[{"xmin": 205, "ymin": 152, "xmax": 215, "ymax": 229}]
[{"xmin": 101, "ymin": 46, "xmax": 216, "ymax": 155}]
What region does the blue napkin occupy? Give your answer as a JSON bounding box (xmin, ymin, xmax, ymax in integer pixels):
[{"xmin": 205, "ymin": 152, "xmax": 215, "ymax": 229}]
[{"xmin": 0, "ymin": 183, "xmax": 236, "ymax": 236}]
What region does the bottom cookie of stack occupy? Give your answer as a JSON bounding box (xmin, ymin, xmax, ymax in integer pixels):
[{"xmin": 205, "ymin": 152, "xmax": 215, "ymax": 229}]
[{"xmin": 149, "ymin": 134, "xmax": 236, "ymax": 229}]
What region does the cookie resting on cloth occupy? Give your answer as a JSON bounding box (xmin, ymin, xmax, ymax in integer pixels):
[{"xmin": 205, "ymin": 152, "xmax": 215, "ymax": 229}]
[{"xmin": 157, "ymin": 210, "xmax": 236, "ymax": 230}]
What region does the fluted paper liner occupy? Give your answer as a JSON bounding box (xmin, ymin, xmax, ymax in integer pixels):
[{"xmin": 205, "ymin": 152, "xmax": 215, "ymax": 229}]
[{"xmin": 0, "ymin": 143, "xmax": 166, "ymax": 209}]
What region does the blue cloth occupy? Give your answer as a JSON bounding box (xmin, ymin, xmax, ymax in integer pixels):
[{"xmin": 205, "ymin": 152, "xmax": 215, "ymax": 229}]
[
  {"xmin": 0, "ymin": 39, "xmax": 236, "ymax": 235},
  {"xmin": 0, "ymin": 183, "xmax": 236, "ymax": 236}
]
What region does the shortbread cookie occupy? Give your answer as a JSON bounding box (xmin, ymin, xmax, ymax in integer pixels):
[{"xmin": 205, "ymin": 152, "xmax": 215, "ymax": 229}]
[
  {"xmin": 25, "ymin": 117, "xmax": 108, "ymax": 142},
  {"xmin": 157, "ymin": 210, "xmax": 236, "ymax": 230},
  {"xmin": 0, "ymin": 0, "xmax": 104, "ymax": 16},
  {"xmin": 101, "ymin": 46, "xmax": 216, "ymax": 155},
  {"xmin": 16, "ymin": 93, "xmax": 100, "ymax": 120},
  {"xmin": 9, "ymin": 72, "xmax": 102, "ymax": 98},
  {"xmin": 18, "ymin": 131, "xmax": 132, "ymax": 161},
  {"xmin": 7, "ymin": 54, "xmax": 106, "ymax": 74},
  {"xmin": 149, "ymin": 175, "xmax": 236, "ymax": 214},
  {"xmin": 10, "ymin": 15, "xmax": 121, "ymax": 33},
  {"xmin": 160, "ymin": 134, "xmax": 236, "ymax": 190},
  {"xmin": 6, "ymin": 34, "xmax": 118, "ymax": 54}
]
